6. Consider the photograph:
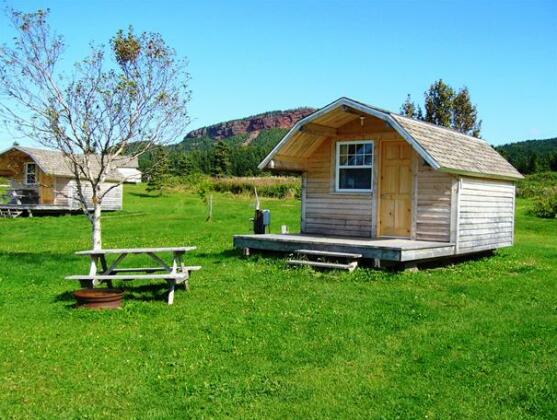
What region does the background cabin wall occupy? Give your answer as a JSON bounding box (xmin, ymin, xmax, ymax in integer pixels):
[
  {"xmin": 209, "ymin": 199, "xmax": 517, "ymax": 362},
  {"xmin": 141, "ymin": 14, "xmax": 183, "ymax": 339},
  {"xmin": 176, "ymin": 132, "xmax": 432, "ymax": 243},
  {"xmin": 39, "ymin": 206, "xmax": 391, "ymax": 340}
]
[
  {"xmin": 101, "ymin": 183, "xmax": 123, "ymax": 210},
  {"xmin": 54, "ymin": 177, "xmax": 73, "ymax": 207},
  {"xmin": 117, "ymin": 167, "xmax": 142, "ymax": 183},
  {"xmin": 54, "ymin": 178, "xmax": 123, "ymax": 210},
  {"xmin": 0, "ymin": 150, "xmax": 34, "ymax": 189},
  {"xmin": 0, "ymin": 151, "xmax": 53, "ymax": 204},
  {"xmin": 456, "ymin": 177, "xmax": 515, "ymax": 253},
  {"xmin": 0, "ymin": 150, "xmax": 26, "ymax": 181}
]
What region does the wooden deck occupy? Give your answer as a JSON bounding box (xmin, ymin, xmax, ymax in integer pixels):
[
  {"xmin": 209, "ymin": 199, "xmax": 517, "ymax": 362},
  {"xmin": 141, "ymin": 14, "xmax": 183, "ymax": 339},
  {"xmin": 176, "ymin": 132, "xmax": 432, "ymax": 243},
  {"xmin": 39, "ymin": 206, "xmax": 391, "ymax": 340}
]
[
  {"xmin": 233, "ymin": 234, "xmax": 456, "ymax": 262},
  {"xmin": 0, "ymin": 204, "xmax": 113, "ymax": 217}
]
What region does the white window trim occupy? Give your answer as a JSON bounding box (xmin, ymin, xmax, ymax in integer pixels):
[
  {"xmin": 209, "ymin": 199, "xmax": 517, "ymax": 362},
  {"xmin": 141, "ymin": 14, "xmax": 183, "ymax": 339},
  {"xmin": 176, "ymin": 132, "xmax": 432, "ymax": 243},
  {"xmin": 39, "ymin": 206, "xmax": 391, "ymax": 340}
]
[
  {"xmin": 24, "ymin": 162, "xmax": 37, "ymax": 186},
  {"xmin": 335, "ymin": 140, "xmax": 374, "ymax": 193}
]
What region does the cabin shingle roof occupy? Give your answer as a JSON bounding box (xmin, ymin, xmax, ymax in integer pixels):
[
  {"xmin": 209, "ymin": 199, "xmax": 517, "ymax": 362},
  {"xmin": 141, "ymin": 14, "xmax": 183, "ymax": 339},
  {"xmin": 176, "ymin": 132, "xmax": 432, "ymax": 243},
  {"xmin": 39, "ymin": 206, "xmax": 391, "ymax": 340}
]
[
  {"xmin": 260, "ymin": 97, "xmax": 523, "ymax": 180},
  {"xmin": 390, "ymin": 115, "xmax": 523, "ymax": 180},
  {"xmin": 12, "ymin": 147, "xmax": 138, "ymax": 181}
]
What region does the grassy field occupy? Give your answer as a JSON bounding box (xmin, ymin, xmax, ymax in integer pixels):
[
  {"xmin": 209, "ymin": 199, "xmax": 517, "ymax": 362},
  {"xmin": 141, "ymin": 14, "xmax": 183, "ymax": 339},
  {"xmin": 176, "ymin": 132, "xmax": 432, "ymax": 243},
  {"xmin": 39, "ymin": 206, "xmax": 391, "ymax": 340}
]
[{"xmin": 0, "ymin": 185, "xmax": 555, "ymax": 418}]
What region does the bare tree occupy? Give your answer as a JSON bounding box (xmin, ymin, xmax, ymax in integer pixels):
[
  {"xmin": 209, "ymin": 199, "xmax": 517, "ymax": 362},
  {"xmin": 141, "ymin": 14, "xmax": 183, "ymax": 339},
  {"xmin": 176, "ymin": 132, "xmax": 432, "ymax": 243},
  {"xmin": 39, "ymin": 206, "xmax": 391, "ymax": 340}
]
[{"xmin": 0, "ymin": 9, "xmax": 191, "ymax": 249}]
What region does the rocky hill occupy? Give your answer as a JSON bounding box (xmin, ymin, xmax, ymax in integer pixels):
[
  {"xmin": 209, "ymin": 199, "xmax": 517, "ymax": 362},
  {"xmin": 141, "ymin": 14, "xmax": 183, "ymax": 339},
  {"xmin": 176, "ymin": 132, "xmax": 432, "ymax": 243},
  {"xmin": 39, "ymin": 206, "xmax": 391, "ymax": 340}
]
[{"xmin": 184, "ymin": 108, "xmax": 316, "ymax": 141}]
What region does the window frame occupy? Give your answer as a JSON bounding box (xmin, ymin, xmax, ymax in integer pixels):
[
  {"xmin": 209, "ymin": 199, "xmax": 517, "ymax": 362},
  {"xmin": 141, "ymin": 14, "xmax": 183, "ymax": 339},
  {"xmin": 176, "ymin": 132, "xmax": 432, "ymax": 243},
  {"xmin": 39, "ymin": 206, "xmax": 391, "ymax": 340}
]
[
  {"xmin": 335, "ymin": 140, "xmax": 374, "ymax": 193},
  {"xmin": 24, "ymin": 162, "xmax": 37, "ymax": 186}
]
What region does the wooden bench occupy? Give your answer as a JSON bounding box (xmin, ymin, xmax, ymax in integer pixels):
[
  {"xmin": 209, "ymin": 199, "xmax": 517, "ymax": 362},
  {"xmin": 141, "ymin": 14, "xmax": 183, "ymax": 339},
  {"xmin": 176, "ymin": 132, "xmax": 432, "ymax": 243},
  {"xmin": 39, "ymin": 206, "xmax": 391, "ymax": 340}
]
[{"xmin": 66, "ymin": 247, "xmax": 200, "ymax": 305}]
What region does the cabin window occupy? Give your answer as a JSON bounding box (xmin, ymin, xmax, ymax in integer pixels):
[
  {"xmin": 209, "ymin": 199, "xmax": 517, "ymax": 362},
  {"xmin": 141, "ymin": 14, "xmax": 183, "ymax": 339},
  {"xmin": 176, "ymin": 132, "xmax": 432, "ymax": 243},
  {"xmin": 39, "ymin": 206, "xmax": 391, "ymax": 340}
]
[
  {"xmin": 335, "ymin": 140, "xmax": 373, "ymax": 192},
  {"xmin": 25, "ymin": 163, "xmax": 37, "ymax": 185}
]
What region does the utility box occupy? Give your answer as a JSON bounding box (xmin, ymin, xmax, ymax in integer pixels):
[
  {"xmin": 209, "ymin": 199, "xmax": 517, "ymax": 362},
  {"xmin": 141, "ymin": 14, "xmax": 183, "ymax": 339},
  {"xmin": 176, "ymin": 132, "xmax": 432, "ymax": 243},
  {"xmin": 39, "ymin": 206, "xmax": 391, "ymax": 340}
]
[{"xmin": 253, "ymin": 209, "xmax": 271, "ymax": 234}]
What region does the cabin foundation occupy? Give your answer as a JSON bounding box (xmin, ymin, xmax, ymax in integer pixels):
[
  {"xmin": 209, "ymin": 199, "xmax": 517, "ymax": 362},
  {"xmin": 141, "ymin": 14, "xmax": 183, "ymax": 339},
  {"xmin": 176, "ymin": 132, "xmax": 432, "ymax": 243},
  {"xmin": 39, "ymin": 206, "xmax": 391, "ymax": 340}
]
[{"xmin": 233, "ymin": 234, "xmax": 456, "ymax": 263}]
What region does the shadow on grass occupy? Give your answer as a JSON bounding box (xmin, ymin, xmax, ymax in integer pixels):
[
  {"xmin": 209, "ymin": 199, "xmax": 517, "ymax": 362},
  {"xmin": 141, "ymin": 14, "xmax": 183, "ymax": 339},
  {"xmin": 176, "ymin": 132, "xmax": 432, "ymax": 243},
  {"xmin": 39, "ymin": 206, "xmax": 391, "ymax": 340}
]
[
  {"xmin": 128, "ymin": 192, "xmax": 161, "ymax": 198},
  {"xmin": 0, "ymin": 251, "xmax": 79, "ymax": 263},
  {"xmin": 122, "ymin": 282, "xmax": 170, "ymax": 302},
  {"xmin": 195, "ymin": 248, "xmax": 243, "ymax": 259}
]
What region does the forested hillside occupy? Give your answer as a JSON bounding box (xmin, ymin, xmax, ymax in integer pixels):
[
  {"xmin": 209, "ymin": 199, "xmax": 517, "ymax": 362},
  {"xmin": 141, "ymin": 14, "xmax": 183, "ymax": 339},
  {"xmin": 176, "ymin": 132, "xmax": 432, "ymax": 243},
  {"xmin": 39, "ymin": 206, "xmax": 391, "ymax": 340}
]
[
  {"xmin": 140, "ymin": 108, "xmax": 315, "ymax": 177},
  {"xmin": 168, "ymin": 128, "xmax": 288, "ymax": 176},
  {"xmin": 496, "ymin": 137, "xmax": 557, "ymax": 174}
]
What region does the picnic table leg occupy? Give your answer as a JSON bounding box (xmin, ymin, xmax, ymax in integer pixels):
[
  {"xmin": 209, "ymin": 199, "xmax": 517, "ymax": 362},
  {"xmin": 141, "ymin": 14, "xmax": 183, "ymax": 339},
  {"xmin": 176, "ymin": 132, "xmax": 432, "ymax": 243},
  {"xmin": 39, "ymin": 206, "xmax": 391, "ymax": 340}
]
[
  {"xmin": 100, "ymin": 255, "xmax": 114, "ymax": 289},
  {"xmin": 166, "ymin": 278, "xmax": 176, "ymax": 305},
  {"xmin": 80, "ymin": 255, "xmax": 99, "ymax": 289},
  {"xmin": 174, "ymin": 252, "xmax": 189, "ymax": 291}
]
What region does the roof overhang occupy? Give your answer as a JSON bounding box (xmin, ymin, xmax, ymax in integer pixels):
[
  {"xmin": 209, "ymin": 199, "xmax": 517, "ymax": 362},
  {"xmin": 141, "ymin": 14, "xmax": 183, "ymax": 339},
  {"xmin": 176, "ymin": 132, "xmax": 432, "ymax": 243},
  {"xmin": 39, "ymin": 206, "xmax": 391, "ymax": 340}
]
[
  {"xmin": 438, "ymin": 167, "xmax": 523, "ymax": 182},
  {"xmin": 258, "ymin": 97, "xmax": 440, "ymax": 171}
]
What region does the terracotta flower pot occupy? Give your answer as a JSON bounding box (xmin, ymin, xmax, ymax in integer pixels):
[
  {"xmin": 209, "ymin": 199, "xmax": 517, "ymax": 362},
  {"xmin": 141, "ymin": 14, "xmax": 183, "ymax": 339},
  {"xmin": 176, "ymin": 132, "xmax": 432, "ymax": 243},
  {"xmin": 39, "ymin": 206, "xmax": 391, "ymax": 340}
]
[{"xmin": 73, "ymin": 288, "xmax": 124, "ymax": 309}]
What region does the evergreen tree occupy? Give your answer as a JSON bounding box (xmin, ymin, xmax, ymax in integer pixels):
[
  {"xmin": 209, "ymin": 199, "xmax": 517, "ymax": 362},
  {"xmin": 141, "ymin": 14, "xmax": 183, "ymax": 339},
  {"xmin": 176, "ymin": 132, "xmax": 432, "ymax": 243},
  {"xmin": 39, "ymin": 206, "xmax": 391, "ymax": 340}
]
[
  {"xmin": 172, "ymin": 152, "xmax": 193, "ymax": 176},
  {"xmin": 424, "ymin": 79, "xmax": 454, "ymax": 128},
  {"xmin": 212, "ymin": 140, "xmax": 231, "ymax": 176},
  {"xmin": 146, "ymin": 147, "xmax": 169, "ymax": 195},
  {"xmin": 527, "ymin": 153, "xmax": 539, "ymax": 174},
  {"xmin": 403, "ymin": 79, "xmax": 482, "ymax": 138},
  {"xmin": 452, "ymin": 87, "xmax": 482, "ymax": 137},
  {"xmin": 549, "ymin": 152, "xmax": 557, "ymax": 172},
  {"xmin": 400, "ymin": 94, "xmax": 423, "ymax": 119}
]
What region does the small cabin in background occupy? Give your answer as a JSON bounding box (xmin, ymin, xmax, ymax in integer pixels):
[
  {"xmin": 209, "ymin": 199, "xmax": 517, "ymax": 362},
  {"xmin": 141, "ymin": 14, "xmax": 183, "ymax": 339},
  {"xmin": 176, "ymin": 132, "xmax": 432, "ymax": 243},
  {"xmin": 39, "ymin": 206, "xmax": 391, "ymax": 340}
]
[
  {"xmin": 116, "ymin": 157, "xmax": 142, "ymax": 184},
  {"xmin": 0, "ymin": 146, "xmax": 139, "ymax": 216},
  {"xmin": 234, "ymin": 97, "xmax": 523, "ymax": 266}
]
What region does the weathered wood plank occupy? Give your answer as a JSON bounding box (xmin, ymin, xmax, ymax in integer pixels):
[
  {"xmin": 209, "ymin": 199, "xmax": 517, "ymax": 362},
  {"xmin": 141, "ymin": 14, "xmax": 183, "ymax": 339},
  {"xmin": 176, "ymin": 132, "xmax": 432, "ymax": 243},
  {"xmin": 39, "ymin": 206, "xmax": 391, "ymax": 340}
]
[
  {"xmin": 66, "ymin": 273, "xmax": 188, "ymax": 281},
  {"xmin": 75, "ymin": 246, "xmax": 196, "ymax": 255},
  {"xmin": 287, "ymin": 259, "xmax": 358, "ymax": 271},
  {"xmin": 294, "ymin": 249, "xmax": 362, "ymax": 258}
]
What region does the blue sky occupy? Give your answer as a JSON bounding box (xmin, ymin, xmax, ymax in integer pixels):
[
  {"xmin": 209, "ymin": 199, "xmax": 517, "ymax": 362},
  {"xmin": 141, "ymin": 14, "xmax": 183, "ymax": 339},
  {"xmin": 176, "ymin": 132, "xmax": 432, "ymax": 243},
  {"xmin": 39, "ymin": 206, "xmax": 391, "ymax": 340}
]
[{"xmin": 0, "ymin": 0, "xmax": 555, "ymax": 148}]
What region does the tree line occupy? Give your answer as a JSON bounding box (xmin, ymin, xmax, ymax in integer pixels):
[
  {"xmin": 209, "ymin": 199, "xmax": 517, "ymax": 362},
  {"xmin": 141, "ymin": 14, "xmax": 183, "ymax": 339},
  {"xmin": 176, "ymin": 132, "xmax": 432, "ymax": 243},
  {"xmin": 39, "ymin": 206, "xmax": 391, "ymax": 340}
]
[
  {"xmin": 143, "ymin": 128, "xmax": 288, "ymax": 193},
  {"xmin": 496, "ymin": 138, "xmax": 557, "ymax": 174},
  {"xmin": 400, "ymin": 79, "xmax": 482, "ymax": 137}
]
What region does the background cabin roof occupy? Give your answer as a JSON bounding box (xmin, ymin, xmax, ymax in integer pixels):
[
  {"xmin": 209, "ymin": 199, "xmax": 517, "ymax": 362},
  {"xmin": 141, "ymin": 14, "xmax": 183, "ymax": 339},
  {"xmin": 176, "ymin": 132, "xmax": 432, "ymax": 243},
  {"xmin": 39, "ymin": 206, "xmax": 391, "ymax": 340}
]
[
  {"xmin": 0, "ymin": 146, "xmax": 139, "ymax": 182},
  {"xmin": 260, "ymin": 97, "xmax": 523, "ymax": 181}
]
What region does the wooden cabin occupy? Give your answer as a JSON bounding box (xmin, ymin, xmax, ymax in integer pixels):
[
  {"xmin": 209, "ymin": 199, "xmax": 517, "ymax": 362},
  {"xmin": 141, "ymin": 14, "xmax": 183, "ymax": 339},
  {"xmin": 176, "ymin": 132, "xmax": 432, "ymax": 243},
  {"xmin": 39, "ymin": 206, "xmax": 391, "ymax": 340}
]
[
  {"xmin": 234, "ymin": 97, "xmax": 524, "ymax": 266},
  {"xmin": 0, "ymin": 146, "xmax": 132, "ymax": 216},
  {"xmin": 116, "ymin": 157, "xmax": 142, "ymax": 184}
]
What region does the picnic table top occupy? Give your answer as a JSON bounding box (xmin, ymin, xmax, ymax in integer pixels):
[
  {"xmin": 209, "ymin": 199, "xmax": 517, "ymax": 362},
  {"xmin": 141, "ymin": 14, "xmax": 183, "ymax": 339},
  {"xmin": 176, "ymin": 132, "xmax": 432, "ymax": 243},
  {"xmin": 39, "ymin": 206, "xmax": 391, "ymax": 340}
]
[{"xmin": 75, "ymin": 246, "xmax": 197, "ymax": 256}]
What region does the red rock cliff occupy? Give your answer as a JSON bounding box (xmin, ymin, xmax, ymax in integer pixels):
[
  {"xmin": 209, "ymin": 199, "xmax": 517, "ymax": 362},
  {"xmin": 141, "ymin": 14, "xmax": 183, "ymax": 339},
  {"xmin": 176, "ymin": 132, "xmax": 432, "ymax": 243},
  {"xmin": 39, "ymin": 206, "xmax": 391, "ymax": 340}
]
[{"xmin": 185, "ymin": 108, "xmax": 316, "ymax": 140}]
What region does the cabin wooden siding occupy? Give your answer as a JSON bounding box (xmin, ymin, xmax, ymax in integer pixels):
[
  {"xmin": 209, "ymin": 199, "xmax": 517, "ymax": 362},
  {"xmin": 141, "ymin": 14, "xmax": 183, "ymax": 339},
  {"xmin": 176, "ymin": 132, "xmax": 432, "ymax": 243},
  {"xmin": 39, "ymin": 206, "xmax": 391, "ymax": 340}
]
[
  {"xmin": 303, "ymin": 138, "xmax": 373, "ymax": 238},
  {"xmin": 0, "ymin": 149, "xmax": 28, "ymax": 180},
  {"xmin": 456, "ymin": 177, "xmax": 515, "ymax": 253},
  {"xmin": 415, "ymin": 162, "xmax": 454, "ymax": 242},
  {"xmin": 53, "ymin": 178, "xmax": 73, "ymax": 207},
  {"xmin": 101, "ymin": 183, "xmax": 123, "ymax": 210},
  {"xmin": 54, "ymin": 178, "xmax": 123, "ymax": 210},
  {"xmin": 0, "ymin": 149, "xmax": 55, "ymax": 204}
]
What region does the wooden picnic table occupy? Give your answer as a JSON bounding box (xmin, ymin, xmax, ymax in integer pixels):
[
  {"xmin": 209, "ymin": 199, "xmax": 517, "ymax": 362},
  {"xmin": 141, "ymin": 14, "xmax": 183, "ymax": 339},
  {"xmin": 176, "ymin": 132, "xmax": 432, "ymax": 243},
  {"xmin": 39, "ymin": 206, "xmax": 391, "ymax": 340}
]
[{"xmin": 66, "ymin": 246, "xmax": 200, "ymax": 304}]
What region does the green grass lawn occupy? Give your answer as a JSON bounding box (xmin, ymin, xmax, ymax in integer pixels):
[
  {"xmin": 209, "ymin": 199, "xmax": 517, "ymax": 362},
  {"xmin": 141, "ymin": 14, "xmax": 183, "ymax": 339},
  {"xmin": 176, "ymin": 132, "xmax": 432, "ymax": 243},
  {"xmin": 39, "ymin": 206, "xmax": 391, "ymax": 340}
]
[{"xmin": 0, "ymin": 185, "xmax": 555, "ymax": 418}]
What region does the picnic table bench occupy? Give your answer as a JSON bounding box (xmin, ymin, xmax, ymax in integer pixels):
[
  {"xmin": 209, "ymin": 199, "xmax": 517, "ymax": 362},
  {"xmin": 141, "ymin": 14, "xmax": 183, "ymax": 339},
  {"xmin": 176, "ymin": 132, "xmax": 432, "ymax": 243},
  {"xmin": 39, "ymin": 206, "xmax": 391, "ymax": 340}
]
[{"xmin": 66, "ymin": 247, "xmax": 200, "ymax": 304}]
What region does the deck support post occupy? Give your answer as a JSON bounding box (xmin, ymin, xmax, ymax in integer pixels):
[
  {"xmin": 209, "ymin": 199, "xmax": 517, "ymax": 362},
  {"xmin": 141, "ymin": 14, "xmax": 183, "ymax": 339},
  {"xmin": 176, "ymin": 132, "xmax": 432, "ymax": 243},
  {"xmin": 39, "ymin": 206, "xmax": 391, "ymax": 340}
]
[
  {"xmin": 403, "ymin": 262, "xmax": 419, "ymax": 273},
  {"xmin": 373, "ymin": 258, "xmax": 381, "ymax": 268},
  {"xmin": 242, "ymin": 247, "xmax": 250, "ymax": 257}
]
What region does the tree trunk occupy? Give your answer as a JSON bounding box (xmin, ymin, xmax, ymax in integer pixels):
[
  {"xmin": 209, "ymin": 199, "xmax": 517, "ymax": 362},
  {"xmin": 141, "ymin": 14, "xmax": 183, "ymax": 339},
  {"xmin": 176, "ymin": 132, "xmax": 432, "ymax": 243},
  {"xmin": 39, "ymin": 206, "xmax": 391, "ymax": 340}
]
[{"xmin": 92, "ymin": 203, "xmax": 102, "ymax": 251}]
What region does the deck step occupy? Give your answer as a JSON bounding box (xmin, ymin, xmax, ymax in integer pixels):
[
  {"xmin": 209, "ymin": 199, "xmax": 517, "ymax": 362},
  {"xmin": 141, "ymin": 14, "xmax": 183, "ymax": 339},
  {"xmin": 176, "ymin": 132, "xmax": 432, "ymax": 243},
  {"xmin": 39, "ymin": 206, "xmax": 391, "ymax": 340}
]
[
  {"xmin": 294, "ymin": 249, "xmax": 362, "ymax": 259},
  {"xmin": 287, "ymin": 259, "xmax": 358, "ymax": 272}
]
